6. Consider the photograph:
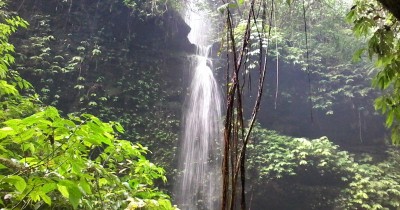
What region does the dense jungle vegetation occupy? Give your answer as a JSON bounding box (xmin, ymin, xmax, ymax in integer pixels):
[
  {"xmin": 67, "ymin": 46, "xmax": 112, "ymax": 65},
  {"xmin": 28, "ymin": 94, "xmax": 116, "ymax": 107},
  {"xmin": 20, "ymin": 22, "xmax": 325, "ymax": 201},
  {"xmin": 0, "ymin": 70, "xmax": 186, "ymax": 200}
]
[{"xmin": 0, "ymin": 0, "xmax": 400, "ymax": 209}]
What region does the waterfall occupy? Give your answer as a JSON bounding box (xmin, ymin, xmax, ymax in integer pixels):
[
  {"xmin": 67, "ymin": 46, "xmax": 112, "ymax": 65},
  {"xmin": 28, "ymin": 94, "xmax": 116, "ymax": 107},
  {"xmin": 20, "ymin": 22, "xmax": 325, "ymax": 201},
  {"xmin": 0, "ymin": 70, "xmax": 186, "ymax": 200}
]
[{"xmin": 175, "ymin": 1, "xmax": 222, "ymax": 209}]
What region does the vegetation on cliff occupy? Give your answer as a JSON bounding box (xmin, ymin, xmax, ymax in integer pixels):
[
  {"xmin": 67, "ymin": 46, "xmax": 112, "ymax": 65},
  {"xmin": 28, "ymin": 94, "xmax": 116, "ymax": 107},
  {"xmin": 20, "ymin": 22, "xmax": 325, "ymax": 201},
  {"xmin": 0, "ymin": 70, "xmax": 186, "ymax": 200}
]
[{"xmin": 1, "ymin": 0, "xmax": 400, "ymax": 209}]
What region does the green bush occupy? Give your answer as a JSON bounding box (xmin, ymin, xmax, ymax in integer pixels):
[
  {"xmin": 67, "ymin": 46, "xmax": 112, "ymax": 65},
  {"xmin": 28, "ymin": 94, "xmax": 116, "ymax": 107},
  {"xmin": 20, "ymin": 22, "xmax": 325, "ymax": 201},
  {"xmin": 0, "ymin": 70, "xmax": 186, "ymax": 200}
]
[
  {"xmin": 0, "ymin": 107, "xmax": 177, "ymax": 209},
  {"xmin": 337, "ymin": 149, "xmax": 400, "ymax": 209},
  {"xmin": 248, "ymin": 124, "xmax": 400, "ymax": 209}
]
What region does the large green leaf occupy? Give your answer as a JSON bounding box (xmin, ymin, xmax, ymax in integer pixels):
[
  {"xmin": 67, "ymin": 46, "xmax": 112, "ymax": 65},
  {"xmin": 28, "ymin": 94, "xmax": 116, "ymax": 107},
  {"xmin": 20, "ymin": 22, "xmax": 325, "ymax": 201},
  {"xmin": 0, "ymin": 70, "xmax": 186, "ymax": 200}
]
[
  {"xmin": 79, "ymin": 178, "xmax": 92, "ymax": 195},
  {"xmin": 5, "ymin": 175, "xmax": 26, "ymax": 192},
  {"xmin": 58, "ymin": 180, "xmax": 82, "ymax": 209}
]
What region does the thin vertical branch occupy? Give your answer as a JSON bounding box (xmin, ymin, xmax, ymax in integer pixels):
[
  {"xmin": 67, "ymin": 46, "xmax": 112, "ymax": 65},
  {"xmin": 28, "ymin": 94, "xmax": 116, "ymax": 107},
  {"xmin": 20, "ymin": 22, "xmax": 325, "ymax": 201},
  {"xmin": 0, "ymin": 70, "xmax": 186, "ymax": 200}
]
[
  {"xmin": 221, "ymin": 0, "xmax": 274, "ymax": 209},
  {"xmin": 233, "ymin": 0, "xmax": 274, "ymax": 184},
  {"xmin": 274, "ymin": 6, "xmax": 279, "ymax": 109},
  {"xmin": 358, "ymin": 108, "xmax": 363, "ymax": 143},
  {"xmin": 222, "ymin": 8, "xmax": 237, "ymax": 210},
  {"xmin": 302, "ymin": 0, "xmax": 314, "ymax": 122}
]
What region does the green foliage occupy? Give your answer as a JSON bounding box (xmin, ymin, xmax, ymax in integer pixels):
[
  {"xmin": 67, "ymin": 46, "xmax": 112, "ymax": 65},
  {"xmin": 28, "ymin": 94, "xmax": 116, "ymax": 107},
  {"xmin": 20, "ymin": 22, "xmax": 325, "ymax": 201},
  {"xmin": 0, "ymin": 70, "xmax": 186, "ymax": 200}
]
[
  {"xmin": 248, "ymin": 125, "xmax": 400, "ymax": 209},
  {"xmin": 227, "ymin": 0, "xmax": 375, "ymax": 116},
  {"xmin": 0, "ymin": 107, "xmax": 177, "ymax": 209},
  {"xmin": 0, "ymin": 14, "xmax": 30, "ymax": 97},
  {"xmin": 0, "ymin": 4, "xmax": 38, "ymax": 121},
  {"xmin": 0, "ymin": 94, "xmax": 40, "ymax": 121},
  {"xmin": 9, "ymin": 0, "xmax": 182, "ymax": 174},
  {"xmin": 248, "ymin": 124, "xmax": 355, "ymax": 183},
  {"xmin": 122, "ymin": 0, "xmax": 180, "ymax": 17},
  {"xmin": 347, "ymin": 0, "xmax": 400, "ymax": 144},
  {"xmin": 276, "ymin": 0, "xmax": 375, "ymax": 114},
  {"xmin": 336, "ymin": 149, "xmax": 400, "ymax": 209},
  {"xmin": 221, "ymin": 0, "xmax": 382, "ymax": 144},
  {"xmin": 0, "ymin": 3, "xmax": 177, "ymax": 209}
]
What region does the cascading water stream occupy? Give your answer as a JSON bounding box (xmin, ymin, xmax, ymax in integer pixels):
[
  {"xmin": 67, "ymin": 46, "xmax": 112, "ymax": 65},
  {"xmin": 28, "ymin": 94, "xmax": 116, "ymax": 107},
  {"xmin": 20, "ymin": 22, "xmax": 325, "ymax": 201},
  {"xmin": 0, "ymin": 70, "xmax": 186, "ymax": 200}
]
[{"xmin": 175, "ymin": 1, "xmax": 222, "ymax": 209}]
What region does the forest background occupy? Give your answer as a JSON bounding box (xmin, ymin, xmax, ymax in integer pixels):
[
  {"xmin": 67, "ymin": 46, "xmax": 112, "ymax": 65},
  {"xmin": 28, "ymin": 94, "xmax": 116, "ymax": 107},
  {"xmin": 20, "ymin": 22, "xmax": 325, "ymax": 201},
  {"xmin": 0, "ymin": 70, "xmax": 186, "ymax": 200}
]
[{"xmin": 0, "ymin": 0, "xmax": 400, "ymax": 209}]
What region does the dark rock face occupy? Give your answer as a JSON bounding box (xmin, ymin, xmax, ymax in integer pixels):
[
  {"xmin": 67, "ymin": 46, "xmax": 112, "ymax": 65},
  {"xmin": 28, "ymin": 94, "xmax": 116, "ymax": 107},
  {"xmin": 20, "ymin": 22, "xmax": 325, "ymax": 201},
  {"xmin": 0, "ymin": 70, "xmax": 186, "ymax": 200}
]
[
  {"xmin": 378, "ymin": 0, "xmax": 400, "ymax": 21},
  {"xmin": 9, "ymin": 0, "xmax": 193, "ymax": 111},
  {"xmin": 9, "ymin": 0, "xmax": 194, "ymax": 113},
  {"xmin": 8, "ymin": 0, "xmax": 193, "ymax": 177}
]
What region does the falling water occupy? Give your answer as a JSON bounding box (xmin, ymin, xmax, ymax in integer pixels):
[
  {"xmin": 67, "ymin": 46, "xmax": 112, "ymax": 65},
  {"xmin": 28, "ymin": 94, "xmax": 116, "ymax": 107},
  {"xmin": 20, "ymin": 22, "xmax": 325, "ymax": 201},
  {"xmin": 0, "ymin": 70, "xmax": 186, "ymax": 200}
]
[{"xmin": 175, "ymin": 1, "xmax": 222, "ymax": 209}]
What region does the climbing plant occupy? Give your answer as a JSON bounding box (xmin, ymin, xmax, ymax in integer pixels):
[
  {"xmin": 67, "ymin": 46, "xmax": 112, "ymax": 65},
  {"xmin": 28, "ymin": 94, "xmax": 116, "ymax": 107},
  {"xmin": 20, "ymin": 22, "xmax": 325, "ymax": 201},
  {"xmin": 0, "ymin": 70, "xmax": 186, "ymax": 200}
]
[
  {"xmin": 274, "ymin": 0, "xmax": 375, "ymax": 115},
  {"xmin": 219, "ymin": 0, "xmax": 276, "ymax": 209},
  {"xmin": 9, "ymin": 0, "xmax": 183, "ymax": 174},
  {"xmin": 0, "ymin": 2, "xmax": 177, "ymax": 209},
  {"xmin": 219, "ymin": 0, "xmax": 387, "ymax": 208}
]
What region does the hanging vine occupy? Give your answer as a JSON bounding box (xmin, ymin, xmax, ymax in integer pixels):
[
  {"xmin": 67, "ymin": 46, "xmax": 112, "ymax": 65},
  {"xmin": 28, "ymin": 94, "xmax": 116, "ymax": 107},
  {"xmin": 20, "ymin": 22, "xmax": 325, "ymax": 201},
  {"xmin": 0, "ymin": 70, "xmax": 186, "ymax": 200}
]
[
  {"xmin": 220, "ymin": 0, "xmax": 313, "ymax": 209},
  {"xmin": 220, "ymin": 0, "xmax": 274, "ymax": 209}
]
